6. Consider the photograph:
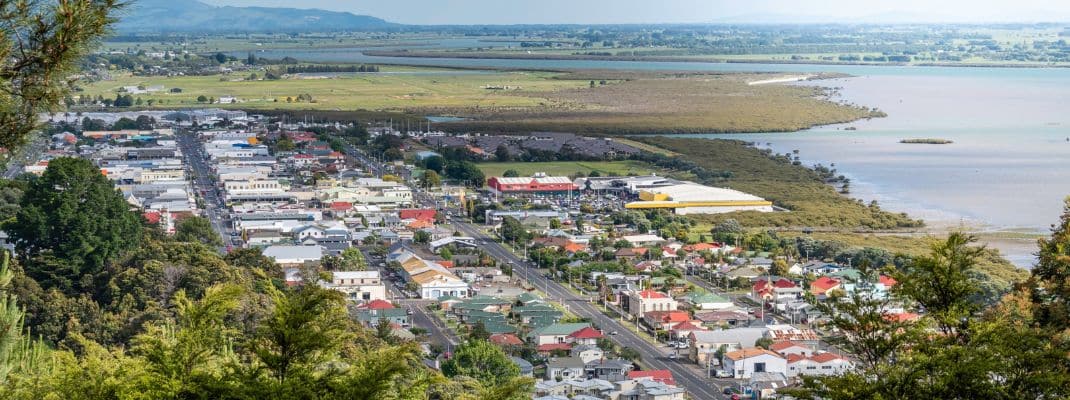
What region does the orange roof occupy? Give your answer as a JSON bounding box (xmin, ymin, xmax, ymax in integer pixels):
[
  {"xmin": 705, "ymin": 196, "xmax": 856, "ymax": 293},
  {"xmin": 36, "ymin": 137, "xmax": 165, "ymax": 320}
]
[
  {"xmin": 628, "ymin": 370, "xmax": 676, "ymax": 386},
  {"xmin": 408, "ymin": 220, "xmax": 433, "ymax": 229},
  {"xmin": 879, "ymin": 275, "xmax": 897, "ymax": 287},
  {"xmin": 683, "ymin": 243, "xmax": 722, "ymax": 252},
  {"xmin": 143, "ymin": 211, "xmax": 162, "ymax": 224},
  {"xmin": 489, "ymin": 333, "xmax": 524, "ymax": 346},
  {"xmin": 725, "ymin": 347, "xmax": 782, "ymax": 361},
  {"xmin": 438, "ymin": 260, "xmax": 454, "ymax": 268},
  {"xmin": 647, "ymin": 310, "xmax": 690, "ymax": 323},
  {"xmin": 884, "ymin": 312, "xmax": 920, "ymax": 322},
  {"xmin": 670, "ymin": 321, "xmax": 707, "ymax": 332},
  {"xmin": 637, "ymin": 290, "xmax": 668, "ymax": 299},
  {"xmin": 563, "ymin": 242, "xmax": 587, "ymax": 253},
  {"xmin": 329, "ymin": 201, "xmax": 353, "ymax": 211},
  {"xmin": 770, "ymin": 340, "xmax": 807, "ymax": 352},
  {"xmin": 809, "ymin": 352, "xmax": 848, "ymax": 363},
  {"xmin": 399, "ymin": 208, "xmax": 437, "ymax": 222}
]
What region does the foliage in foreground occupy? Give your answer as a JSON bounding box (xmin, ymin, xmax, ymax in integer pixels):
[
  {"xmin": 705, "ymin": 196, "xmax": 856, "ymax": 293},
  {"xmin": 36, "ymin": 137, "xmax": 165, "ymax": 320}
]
[{"xmin": 787, "ymin": 231, "xmax": 1070, "ymax": 399}]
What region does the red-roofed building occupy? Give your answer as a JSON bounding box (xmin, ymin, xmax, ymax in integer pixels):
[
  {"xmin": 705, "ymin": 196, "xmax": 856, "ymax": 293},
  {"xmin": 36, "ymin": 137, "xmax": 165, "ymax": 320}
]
[
  {"xmin": 669, "ymin": 321, "xmax": 709, "ymax": 339},
  {"xmin": 329, "ymin": 201, "xmax": 353, "ymax": 213},
  {"xmin": 407, "ymin": 219, "xmax": 433, "ymax": 230},
  {"xmin": 627, "ymin": 370, "xmax": 676, "ymax": 386},
  {"xmin": 809, "ymin": 276, "xmax": 842, "ymax": 297},
  {"xmin": 487, "ymin": 175, "xmax": 578, "ymax": 195},
  {"xmin": 566, "ymin": 327, "xmax": 604, "ymax": 345},
  {"xmin": 884, "ymin": 312, "xmax": 920, "ymax": 323},
  {"xmin": 361, "ymin": 299, "xmax": 396, "ymax": 310},
  {"xmin": 562, "ymin": 241, "xmax": 587, "ymax": 254},
  {"xmin": 682, "ymin": 242, "xmax": 723, "ymax": 252},
  {"xmin": 438, "ymin": 260, "xmax": 454, "ymax": 268},
  {"xmin": 399, "ymin": 208, "xmax": 437, "ymax": 222},
  {"xmin": 752, "ymin": 278, "xmax": 803, "ymax": 302},
  {"xmin": 489, "ymin": 333, "xmax": 524, "ymax": 346},
  {"xmin": 787, "ymin": 352, "xmax": 854, "ymax": 377},
  {"xmin": 143, "ymin": 211, "xmax": 162, "ymax": 225},
  {"xmin": 643, "ymin": 310, "xmax": 692, "ymax": 330},
  {"xmin": 770, "ymin": 340, "xmax": 813, "ymax": 357},
  {"xmin": 879, "ymin": 275, "xmax": 897, "ymax": 288}
]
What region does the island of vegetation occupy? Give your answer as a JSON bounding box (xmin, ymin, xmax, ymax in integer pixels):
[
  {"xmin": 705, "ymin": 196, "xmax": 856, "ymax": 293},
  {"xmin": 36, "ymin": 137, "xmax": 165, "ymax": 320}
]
[{"xmin": 900, "ymin": 138, "xmax": 954, "ymax": 144}]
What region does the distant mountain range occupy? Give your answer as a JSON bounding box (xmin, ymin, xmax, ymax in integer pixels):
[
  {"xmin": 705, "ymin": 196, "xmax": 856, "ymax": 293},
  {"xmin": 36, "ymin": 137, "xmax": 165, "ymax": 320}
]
[{"xmin": 115, "ymin": 0, "xmax": 399, "ymax": 33}]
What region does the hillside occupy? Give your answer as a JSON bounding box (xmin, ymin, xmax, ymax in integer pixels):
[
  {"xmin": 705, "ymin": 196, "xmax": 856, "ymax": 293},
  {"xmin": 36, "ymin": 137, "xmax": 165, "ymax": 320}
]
[{"xmin": 116, "ymin": 0, "xmax": 398, "ymax": 33}]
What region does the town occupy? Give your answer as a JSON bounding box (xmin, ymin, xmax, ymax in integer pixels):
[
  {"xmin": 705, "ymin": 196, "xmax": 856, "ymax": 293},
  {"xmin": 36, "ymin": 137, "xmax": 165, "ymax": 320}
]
[{"xmin": 0, "ymin": 109, "xmax": 918, "ymax": 400}]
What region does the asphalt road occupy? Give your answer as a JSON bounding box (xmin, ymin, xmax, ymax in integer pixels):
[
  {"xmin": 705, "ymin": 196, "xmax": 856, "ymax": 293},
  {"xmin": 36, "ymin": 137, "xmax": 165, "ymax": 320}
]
[
  {"xmin": 450, "ymin": 220, "xmax": 724, "ymax": 400},
  {"xmin": 177, "ymin": 131, "xmax": 232, "ymax": 251}
]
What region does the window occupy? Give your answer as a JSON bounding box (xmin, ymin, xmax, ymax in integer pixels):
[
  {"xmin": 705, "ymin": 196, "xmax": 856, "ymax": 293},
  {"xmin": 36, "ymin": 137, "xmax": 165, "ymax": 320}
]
[
  {"xmin": 754, "ymin": 362, "xmax": 766, "ymax": 373},
  {"xmin": 362, "ymin": 292, "xmax": 371, "ymax": 300},
  {"xmin": 822, "ymin": 366, "xmax": 832, "ymax": 370}
]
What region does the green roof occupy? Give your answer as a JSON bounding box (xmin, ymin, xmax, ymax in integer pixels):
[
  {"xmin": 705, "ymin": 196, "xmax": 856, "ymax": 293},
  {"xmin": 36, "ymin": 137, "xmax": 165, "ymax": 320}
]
[
  {"xmin": 465, "ymin": 295, "xmax": 509, "ymax": 305},
  {"xmin": 466, "ymin": 310, "xmax": 507, "ymax": 320},
  {"xmin": 483, "ymin": 321, "xmax": 517, "ymax": 334},
  {"xmin": 513, "ymin": 304, "xmax": 561, "ymax": 315},
  {"xmin": 686, "ymin": 292, "xmax": 730, "ymax": 304},
  {"xmin": 516, "ymin": 292, "xmax": 544, "ymax": 304},
  {"xmin": 527, "ymin": 316, "xmax": 560, "ymax": 330},
  {"xmin": 830, "ymin": 268, "xmax": 862, "ymax": 282},
  {"xmin": 356, "ymin": 308, "xmax": 408, "ymax": 322}
]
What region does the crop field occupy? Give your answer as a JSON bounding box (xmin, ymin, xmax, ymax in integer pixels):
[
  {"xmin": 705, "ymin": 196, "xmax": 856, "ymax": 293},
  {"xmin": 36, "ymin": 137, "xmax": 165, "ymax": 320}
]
[{"xmin": 475, "ymin": 161, "xmax": 657, "ymax": 178}]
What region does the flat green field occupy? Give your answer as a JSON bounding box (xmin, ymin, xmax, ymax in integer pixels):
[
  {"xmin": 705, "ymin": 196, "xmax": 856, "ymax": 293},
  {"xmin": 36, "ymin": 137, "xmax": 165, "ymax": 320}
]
[
  {"xmin": 77, "ymin": 67, "xmax": 586, "ymax": 111},
  {"xmin": 476, "ymin": 161, "xmax": 657, "ymax": 178}
]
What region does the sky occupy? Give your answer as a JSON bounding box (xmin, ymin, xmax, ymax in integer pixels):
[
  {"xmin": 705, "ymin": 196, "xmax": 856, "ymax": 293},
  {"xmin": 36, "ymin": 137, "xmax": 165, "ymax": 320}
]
[{"xmin": 202, "ymin": 0, "xmax": 1070, "ymax": 25}]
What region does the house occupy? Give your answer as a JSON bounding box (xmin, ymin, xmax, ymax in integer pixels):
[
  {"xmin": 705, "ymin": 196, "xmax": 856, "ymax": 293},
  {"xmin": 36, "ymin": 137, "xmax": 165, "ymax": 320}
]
[
  {"xmin": 529, "ymin": 323, "xmax": 592, "ymax": 346},
  {"xmin": 723, "ymin": 347, "xmax": 788, "ymax": 379},
  {"xmin": 785, "ymin": 352, "xmax": 853, "ymax": 377},
  {"xmin": 490, "ymin": 333, "xmax": 525, "ymax": 347},
  {"xmin": 751, "ymin": 278, "xmax": 803, "ymax": 303},
  {"xmin": 546, "ymin": 357, "xmax": 586, "ymax": 380},
  {"xmin": 627, "ymin": 370, "xmax": 676, "ymax": 386},
  {"xmin": 689, "ymin": 327, "xmax": 769, "ymax": 365},
  {"xmin": 765, "ymin": 324, "xmax": 821, "ymax": 347},
  {"xmin": 809, "ymin": 276, "xmax": 842, "ymax": 298},
  {"xmin": 570, "ymin": 344, "xmax": 605, "ymax": 364},
  {"xmin": 585, "ymin": 358, "xmax": 634, "ymax": 381},
  {"xmin": 535, "ymin": 378, "xmax": 615, "ymax": 398},
  {"xmin": 262, "ymin": 245, "xmax": 324, "ymax": 267},
  {"xmin": 694, "ymin": 310, "xmax": 752, "ymax": 328},
  {"xmin": 511, "ymin": 356, "xmax": 535, "ymax": 377},
  {"xmin": 621, "ymin": 290, "xmax": 679, "ymax": 318},
  {"xmin": 566, "ymin": 326, "xmax": 604, "ymax": 346},
  {"xmin": 770, "ymin": 341, "xmax": 813, "ymax": 358},
  {"xmin": 321, "ymin": 271, "xmax": 386, "ymax": 302},
  {"xmin": 615, "ymin": 247, "xmax": 650, "ymax": 261},
  {"xmin": 669, "ymin": 321, "xmax": 709, "ymax": 340},
  {"xmin": 354, "ymin": 308, "xmax": 410, "ymax": 328},
  {"xmin": 613, "ymin": 377, "xmax": 686, "ymax": 400},
  {"xmin": 682, "ymin": 292, "xmax": 734, "ymax": 310},
  {"xmin": 800, "ymin": 261, "xmax": 844, "ymax": 275},
  {"xmin": 643, "ymin": 310, "xmax": 691, "ymax": 330}
]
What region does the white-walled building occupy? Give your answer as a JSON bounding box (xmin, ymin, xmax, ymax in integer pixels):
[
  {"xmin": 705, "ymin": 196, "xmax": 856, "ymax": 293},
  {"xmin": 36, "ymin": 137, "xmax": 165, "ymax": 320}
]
[{"xmin": 723, "ymin": 347, "xmax": 788, "ymax": 379}]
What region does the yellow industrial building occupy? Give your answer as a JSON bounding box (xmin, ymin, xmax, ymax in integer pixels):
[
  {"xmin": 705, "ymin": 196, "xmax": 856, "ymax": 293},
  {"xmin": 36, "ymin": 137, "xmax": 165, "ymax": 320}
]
[{"xmin": 624, "ymin": 183, "xmax": 773, "ymax": 214}]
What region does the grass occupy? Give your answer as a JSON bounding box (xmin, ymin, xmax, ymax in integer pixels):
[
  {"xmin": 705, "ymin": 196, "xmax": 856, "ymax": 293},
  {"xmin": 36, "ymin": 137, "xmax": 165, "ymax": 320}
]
[
  {"xmin": 76, "ymin": 67, "xmax": 587, "ymax": 111},
  {"xmin": 475, "ymin": 161, "xmax": 657, "ymax": 178},
  {"xmin": 439, "ymin": 73, "xmax": 878, "ymax": 134},
  {"xmin": 78, "ymin": 68, "xmax": 877, "ymax": 134},
  {"xmin": 635, "ymin": 137, "xmax": 922, "ymax": 230}
]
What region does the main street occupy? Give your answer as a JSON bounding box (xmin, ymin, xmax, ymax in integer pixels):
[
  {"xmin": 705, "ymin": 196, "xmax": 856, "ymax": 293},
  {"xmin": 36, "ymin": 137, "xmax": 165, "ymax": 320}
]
[
  {"xmin": 177, "ymin": 131, "xmax": 232, "ymax": 251},
  {"xmin": 451, "ymin": 220, "xmax": 724, "ymax": 400}
]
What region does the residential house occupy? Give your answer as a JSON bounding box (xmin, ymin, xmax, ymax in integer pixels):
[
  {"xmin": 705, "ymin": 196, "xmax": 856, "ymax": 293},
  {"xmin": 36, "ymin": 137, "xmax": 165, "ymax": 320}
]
[
  {"xmin": 546, "ymin": 357, "xmax": 587, "ymax": 381},
  {"xmin": 643, "ymin": 310, "xmax": 691, "ymax": 331},
  {"xmin": 263, "ymin": 245, "xmax": 324, "ymax": 268},
  {"xmin": 529, "ymin": 323, "xmax": 592, "ymax": 346},
  {"xmin": 689, "ymin": 327, "xmax": 769, "ymax": 365},
  {"xmin": 751, "ymin": 278, "xmax": 803, "ymax": 303},
  {"xmin": 585, "ymin": 358, "xmax": 635, "ymax": 381},
  {"xmin": 321, "ymin": 271, "xmax": 386, "ymax": 302},
  {"xmin": 723, "ymin": 347, "xmax": 788, "ymax": 379},
  {"xmin": 786, "ymin": 352, "xmax": 854, "ymax": 377},
  {"xmin": 570, "ymin": 345, "xmax": 605, "ymax": 364},
  {"xmin": 769, "ymin": 341, "xmax": 813, "ymax": 358},
  {"xmin": 626, "ymin": 370, "xmax": 676, "ymax": 386},
  {"xmin": 511, "ymin": 357, "xmax": 534, "ymax": 377},
  {"xmin": 809, "ymin": 276, "xmax": 842, "ymax": 299}
]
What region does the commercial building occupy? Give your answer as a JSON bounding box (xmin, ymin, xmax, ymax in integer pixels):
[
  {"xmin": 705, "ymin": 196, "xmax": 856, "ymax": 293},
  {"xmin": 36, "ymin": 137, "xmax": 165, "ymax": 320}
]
[
  {"xmin": 624, "ymin": 182, "xmax": 773, "ymax": 215},
  {"xmin": 487, "ymin": 173, "xmax": 578, "ymax": 196}
]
